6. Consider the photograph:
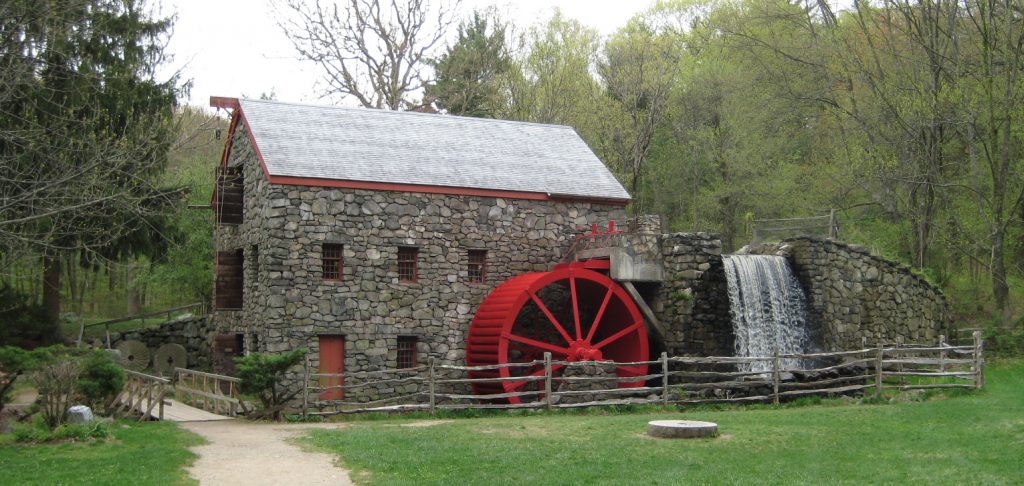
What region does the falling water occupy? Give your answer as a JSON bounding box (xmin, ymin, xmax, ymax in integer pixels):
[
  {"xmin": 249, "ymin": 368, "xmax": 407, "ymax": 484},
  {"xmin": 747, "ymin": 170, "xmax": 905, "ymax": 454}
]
[{"xmin": 723, "ymin": 255, "xmax": 813, "ymax": 372}]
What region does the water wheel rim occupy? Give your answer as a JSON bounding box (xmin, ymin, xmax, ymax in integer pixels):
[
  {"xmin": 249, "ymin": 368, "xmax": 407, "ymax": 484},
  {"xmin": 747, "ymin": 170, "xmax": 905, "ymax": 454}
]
[{"xmin": 467, "ymin": 266, "xmax": 649, "ymax": 404}]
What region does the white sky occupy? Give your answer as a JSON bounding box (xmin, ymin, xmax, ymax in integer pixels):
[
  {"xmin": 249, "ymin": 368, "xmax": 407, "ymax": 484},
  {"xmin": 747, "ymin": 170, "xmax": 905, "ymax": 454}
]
[{"xmin": 158, "ymin": 0, "xmax": 655, "ymax": 109}]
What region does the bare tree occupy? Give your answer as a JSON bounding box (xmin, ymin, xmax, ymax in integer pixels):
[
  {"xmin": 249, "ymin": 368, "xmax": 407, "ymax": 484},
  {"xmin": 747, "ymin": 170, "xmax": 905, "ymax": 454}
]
[{"xmin": 279, "ymin": 0, "xmax": 460, "ymax": 110}]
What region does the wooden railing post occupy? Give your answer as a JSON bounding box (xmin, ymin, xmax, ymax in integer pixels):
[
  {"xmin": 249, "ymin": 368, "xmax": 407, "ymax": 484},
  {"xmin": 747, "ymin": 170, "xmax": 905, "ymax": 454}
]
[
  {"xmin": 938, "ymin": 335, "xmax": 946, "ymax": 373},
  {"xmin": 973, "ymin": 330, "xmax": 984, "ymax": 390},
  {"xmin": 428, "ymin": 357, "xmax": 436, "ymax": 414},
  {"xmin": 875, "ymin": 344, "xmax": 884, "ymax": 399},
  {"xmin": 544, "ymin": 352, "xmax": 553, "ymax": 411},
  {"xmin": 661, "ymin": 352, "xmax": 669, "ymax": 406},
  {"xmin": 772, "ymin": 351, "xmax": 781, "ymax": 405},
  {"xmin": 303, "ymin": 355, "xmax": 310, "ymax": 419},
  {"xmin": 158, "ymin": 382, "xmax": 165, "ymax": 420}
]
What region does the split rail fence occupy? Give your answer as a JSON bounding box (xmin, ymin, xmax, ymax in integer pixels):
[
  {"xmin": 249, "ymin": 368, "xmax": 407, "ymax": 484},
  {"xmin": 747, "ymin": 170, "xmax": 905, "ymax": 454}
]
[{"xmin": 302, "ymin": 332, "xmax": 984, "ymax": 416}]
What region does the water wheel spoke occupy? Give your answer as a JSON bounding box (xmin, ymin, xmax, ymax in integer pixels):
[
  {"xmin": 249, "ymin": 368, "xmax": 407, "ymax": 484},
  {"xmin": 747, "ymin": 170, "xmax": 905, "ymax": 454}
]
[
  {"xmin": 593, "ymin": 320, "xmax": 645, "ymax": 350},
  {"xmin": 529, "ymin": 291, "xmax": 574, "ymax": 344},
  {"xmin": 502, "ymin": 332, "xmax": 570, "ymax": 357},
  {"xmin": 506, "ymin": 364, "xmax": 565, "ymax": 391},
  {"xmin": 570, "ymin": 276, "xmax": 582, "ymax": 340},
  {"xmin": 585, "ymin": 287, "xmax": 614, "ymax": 343}
]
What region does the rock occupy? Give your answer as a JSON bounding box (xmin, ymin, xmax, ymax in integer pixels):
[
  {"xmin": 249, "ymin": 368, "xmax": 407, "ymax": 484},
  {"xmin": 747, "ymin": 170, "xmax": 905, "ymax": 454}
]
[{"xmin": 67, "ymin": 405, "xmax": 94, "ymax": 424}]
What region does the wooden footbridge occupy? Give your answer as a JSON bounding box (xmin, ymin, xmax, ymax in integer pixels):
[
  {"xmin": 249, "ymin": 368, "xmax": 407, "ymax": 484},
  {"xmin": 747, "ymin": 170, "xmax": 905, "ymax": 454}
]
[{"xmin": 111, "ymin": 368, "xmax": 247, "ymax": 422}]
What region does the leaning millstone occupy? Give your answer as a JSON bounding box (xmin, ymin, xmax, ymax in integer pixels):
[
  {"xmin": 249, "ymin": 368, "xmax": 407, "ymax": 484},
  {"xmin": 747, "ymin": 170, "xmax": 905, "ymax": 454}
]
[
  {"xmin": 67, "ymin": 405, "xmax": 94, "ymax": 424},
  {"xmin": 647, "ymin": 420, "xmax": 718, "ymax": 439}
]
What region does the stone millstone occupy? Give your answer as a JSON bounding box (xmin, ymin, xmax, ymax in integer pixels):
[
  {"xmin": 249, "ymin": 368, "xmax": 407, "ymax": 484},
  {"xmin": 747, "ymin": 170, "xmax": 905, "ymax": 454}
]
[{"xmin": 647, "ymin": 420, "xmax": 718, "ymax": 439}]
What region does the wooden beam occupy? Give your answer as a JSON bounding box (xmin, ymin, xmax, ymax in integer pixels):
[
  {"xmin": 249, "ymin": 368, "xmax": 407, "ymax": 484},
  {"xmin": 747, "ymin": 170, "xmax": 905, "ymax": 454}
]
[{"xmin": 621, "ymin": 281, "xmax": 667, "ymax": 342}]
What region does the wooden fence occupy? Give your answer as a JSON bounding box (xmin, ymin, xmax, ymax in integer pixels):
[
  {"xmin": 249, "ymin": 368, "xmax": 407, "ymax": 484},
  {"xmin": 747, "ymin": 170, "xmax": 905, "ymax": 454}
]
[
  {"xmin": 110, "ymin": 370, "xmax": 169, "ymax": 421},
  {"xmin": 301, "ymin": 332, "xmax": 984, "ymax": 416},
  {"xmin": 174, "ymin": 367, "xmax": 247, "ymax": 417},
  {"xmin": 752, "ymin": 210, "xmax": 838, "ymax": 244}
]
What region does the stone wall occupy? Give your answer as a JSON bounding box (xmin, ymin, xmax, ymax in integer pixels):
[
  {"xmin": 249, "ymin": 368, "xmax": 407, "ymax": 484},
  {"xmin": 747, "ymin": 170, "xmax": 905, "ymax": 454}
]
[
  {"xmin": 772, "ymin": 237, "xmax": 950, "ymax": 349},
  {"xmin": 212, "ymin": 120, "xmax": 627, "ymax": 400},
  {"xmin": 108, "ymin": 316, "xmax": 213, "ymax": 370},
  {"xmin": 653, "ymin": 233, "xmax": 732, "ymax": 356}
]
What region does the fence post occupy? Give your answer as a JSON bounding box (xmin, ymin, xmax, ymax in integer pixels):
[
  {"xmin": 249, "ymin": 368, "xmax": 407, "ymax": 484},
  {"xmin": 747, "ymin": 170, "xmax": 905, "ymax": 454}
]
[
  {"xmin": 772, "ymin": 351, "xmax": 780, "ymax": 405},
  {"xmin": 661, "ymin": 352, "xmax": 669, "ymax": 406},
  {"xmin": 158, "ymin": 382, "xmax": 165, "ymax": 421},
  {"xmin": 544, "ymin": 352, "xmax": 553, "ymax": 411},
  {"xmin": 973, "ymin": 330, "xmax": 984, "ymax": 390},
  {"xmin": 302, "ymin": 355, "xmax": 310, "ymax": 419},
  {"xmin": 828, "ymin": 208, "xmax": 838, "ymax": 238},
  {"xmin": 428, "ymin": 357, "xmax": 436, "ymax": 414},
  {"xmin": 875, "ymin": 344, "xmax": 884, "ymax": 399},
  {"xmin": 938, "ymin": 335, "xmax": 946, "ymax": 373}
]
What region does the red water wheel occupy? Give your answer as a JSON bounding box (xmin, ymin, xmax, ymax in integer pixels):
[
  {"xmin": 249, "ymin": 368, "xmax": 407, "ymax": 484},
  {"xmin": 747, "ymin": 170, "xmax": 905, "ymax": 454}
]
[{"xmin": 466, "ymin": 265, "xmax": 649, "ymax": 403}]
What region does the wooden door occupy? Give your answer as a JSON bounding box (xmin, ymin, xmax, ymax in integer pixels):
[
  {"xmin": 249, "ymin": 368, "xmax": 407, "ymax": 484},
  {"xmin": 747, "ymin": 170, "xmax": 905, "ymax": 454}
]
[
  {"xmin": 319, "ymin": 335, "xmax": 345, "ymax": 400},
  {"xmin": 212, "ymin": 334, "xmax": 243, "ymax": 377}
]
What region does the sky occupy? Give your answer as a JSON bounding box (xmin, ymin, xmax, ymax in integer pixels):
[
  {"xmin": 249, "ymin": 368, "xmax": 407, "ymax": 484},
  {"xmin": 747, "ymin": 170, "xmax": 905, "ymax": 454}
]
[{"xmin": 157, "ymin": 0, "xmax": 655, "ymax": 109}]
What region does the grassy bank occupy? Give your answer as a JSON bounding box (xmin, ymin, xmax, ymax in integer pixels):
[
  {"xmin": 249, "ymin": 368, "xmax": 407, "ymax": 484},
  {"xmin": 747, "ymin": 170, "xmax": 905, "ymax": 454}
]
[
  {"xmin": 0, "ymin": 421, "xmax": 202, "ymax": 485},
  {"xmin": 307, "ymin": 360, "xmax": 1024, "ymax": 485}
]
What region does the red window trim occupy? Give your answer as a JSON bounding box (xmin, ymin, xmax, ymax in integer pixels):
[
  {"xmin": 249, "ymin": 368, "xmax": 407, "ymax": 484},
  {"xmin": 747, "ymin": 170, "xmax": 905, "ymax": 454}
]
[
  {"xmin": 468, "ymin": 249, "xmax": 487, "ymax": 283},
  {"xmin": 397, "ymin": 336, "xmax": 417, "ymax": 369},
  {"xmin": 398, "ymin": 246, "xmax": 418, "ymax": 283},
  {"xmin": 323, "ymin": 243, "xmax": 343, "ymax": 281}
]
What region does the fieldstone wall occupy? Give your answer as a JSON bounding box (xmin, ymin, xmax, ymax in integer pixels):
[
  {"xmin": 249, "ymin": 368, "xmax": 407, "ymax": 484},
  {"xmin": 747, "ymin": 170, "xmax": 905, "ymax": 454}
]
[
  {"xmin": 108, "ymin": 316, "xmax": 213, "ymax": 370},
  {"xmin": 771, "ymin": 237, "xmax": 950, "ymax": 349},
  {"xmin": 653, "ymin": 233, "xmax": 732, "ymax": 357},
  {"xmin": 213, "ymin": 120, "xmax": 627, "ymax": 400}
]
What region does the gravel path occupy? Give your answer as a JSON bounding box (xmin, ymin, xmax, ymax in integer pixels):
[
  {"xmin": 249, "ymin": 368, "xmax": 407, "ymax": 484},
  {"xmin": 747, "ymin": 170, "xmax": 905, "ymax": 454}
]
[{"xmin": 179, "ymin": 420, "xmax": 354, "ymax": 486}]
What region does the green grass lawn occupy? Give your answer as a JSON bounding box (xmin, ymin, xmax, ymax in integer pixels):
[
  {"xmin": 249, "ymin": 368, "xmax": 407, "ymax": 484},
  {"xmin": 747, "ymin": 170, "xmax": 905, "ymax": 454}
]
[
  {"xmin": 306, "ymin": 359, "xmax": 1024, "ymax": 486},
  {"xmin": 0, "ymin": 421, "xmax": 203, "ymax": 485}
]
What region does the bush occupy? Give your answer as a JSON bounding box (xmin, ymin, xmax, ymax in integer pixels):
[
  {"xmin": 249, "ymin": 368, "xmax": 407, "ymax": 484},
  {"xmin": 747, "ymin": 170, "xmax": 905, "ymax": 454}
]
[
  {"xmin": 235, "ymin": 349, "xmax": 306, "ymax": 421},
  {"xmin": 0, "ymin": 345, "xmax": 59, "ymax": 415},
  {"xmin": 0, "ymin": 285, "xmax": 61, "ymax": 348},
  {"xmin": 77, "ymin": 350, "xmax": 125, "ymax": 412},
  {"xmin": 34, "ymin": 360, "xmax": 82, "ymax": 429},
  {"xmin": 12, "ymin": 416, "xmax": 110, "ymax": 443}
]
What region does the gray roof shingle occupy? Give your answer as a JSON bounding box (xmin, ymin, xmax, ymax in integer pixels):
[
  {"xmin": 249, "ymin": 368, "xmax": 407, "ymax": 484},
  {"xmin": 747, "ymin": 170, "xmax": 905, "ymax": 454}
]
[{"xmin": 237, "ymin": 99, "xmax": 630, "ymax": 201}]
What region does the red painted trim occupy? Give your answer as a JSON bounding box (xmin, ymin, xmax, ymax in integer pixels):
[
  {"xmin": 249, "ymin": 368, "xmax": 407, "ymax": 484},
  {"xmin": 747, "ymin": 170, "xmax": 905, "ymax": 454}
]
[{"xmin": 214, "ymin": 98, "xmax": 631, "ymax": 206}]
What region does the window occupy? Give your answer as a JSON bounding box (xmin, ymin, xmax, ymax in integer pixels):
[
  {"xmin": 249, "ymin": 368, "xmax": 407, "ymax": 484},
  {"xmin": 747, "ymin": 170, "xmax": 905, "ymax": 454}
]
[
  {"xmin": 398, "ymin": 246, "xmax": 418, "ymax": 282},
  {"xmin": 215, "ymin": 249, "xmax": 243, "ymax": 309},
  {"xmin": 323, "ymin": 243, "xmax": 343, "ymax": 281},
  {"xmin": 397, "ymin": 336, "xmax": 417, "ymax": 369},
  {"xmin": 468, "ymin": 249, "xmax": 487, "ymax": 283}
]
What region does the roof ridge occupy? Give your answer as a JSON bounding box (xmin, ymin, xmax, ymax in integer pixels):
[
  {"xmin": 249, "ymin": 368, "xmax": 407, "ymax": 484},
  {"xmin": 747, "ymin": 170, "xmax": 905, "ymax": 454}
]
[{"xmin": 238, "ymin": 98, "xmax": 578, "ymax": 131}]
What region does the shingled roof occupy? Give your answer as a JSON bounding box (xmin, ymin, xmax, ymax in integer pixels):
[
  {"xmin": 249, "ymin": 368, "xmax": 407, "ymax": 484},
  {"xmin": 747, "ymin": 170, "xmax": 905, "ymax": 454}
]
[{"xmin": 217, "ymin": 98, "xmax": 630, "ymax": 203}]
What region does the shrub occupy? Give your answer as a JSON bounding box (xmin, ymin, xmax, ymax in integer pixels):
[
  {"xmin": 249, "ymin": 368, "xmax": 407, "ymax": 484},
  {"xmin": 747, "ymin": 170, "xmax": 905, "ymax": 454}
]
[
  {"xmin": 0, "ymin": 345, "xmax": 58, "ymax": 415},
  {"xmin": 34, "ymin": 360, "xmax": 82, "ymax": 429},
  {"xmin": 235, "ymin": 349, "xmax": 306, "ymax": 421},
  {"xmin": 77, "ymin": 350, "xmax": 125, "ymax": 412},
  {"xmin": 0, "ymin": 285, "xmax": 61, "ymax": 348}
]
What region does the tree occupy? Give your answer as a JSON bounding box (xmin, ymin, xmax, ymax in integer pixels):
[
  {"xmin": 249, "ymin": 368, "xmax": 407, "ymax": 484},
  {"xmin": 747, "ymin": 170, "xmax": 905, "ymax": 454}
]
[
  {"xmin": 597, "ymin": 12, "xmax": 682, "ymax": 213},
  {"xmin": 280, "ymin": 0, "xmax": 461, "ymax": 110},
  {"xmin": 0, "ymin": 0, "xmax": 183, "ymax": 324},
  {"xmin": 426, "ymin": 9, "xmax": 515, "ymax": 117}
]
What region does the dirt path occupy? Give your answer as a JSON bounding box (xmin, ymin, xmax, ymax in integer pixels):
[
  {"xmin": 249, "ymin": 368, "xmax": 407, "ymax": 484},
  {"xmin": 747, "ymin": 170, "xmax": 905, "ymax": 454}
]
[{"xmin": 179, "ymin": 420, "xmax": 355, "ymax": 486}]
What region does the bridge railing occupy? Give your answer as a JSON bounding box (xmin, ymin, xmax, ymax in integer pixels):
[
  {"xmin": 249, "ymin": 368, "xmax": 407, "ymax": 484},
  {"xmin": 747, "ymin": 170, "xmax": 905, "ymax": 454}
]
[
  {"xmin": 174, "ymin": 367, "xmax": 246, "ymax": 417},
  {"xmin": 110, "ymin": 370, "xmax": 170, "ymax": 421}
]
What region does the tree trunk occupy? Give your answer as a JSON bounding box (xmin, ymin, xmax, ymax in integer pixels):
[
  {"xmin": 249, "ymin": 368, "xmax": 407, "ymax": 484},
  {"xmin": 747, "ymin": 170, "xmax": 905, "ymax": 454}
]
[
  {"xmin": 991, "ymin": 228, "xmax": 1010, "ymax": 321},
  {"xmin": 126, "ymin": 261, "xmax": 141, "ymax": 315},
  {"xmin": 42, "ymin": 252, "xmax": 61, "ymax": 324}
]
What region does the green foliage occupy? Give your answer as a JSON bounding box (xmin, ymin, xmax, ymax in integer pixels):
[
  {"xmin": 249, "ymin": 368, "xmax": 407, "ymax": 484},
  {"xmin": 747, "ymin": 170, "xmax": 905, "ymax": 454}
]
[
  {"xmin": 428, "ymin": 9, "xmax": 515, "ymax": 118},
  {"xmin": 0, "ymin": 345, "xmax": 59, "ymax": 414},
  {"xmin": 12, "ymin": 417, "xmax": 110, "ymax": 443},
  {"xmin": 76, "ymin": 350, "xmax": 125, "ymax": 412},
  {"xmin": 235, "ymin": 349, "xmax": 307, "ymax": 421}
]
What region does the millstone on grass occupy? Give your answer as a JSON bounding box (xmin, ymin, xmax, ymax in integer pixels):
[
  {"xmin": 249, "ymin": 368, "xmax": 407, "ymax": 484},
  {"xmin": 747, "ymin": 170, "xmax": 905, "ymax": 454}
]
[{"xmin": 647, "ymin": 420, "xmax": 718, "ymax": 439}]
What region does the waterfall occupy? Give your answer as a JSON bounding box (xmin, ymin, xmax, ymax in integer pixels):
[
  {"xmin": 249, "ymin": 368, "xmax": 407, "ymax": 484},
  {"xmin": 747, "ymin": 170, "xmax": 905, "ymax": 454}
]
[{"xmin": 723, "ymin": 255, "xmax": 813, "ymax": 372}]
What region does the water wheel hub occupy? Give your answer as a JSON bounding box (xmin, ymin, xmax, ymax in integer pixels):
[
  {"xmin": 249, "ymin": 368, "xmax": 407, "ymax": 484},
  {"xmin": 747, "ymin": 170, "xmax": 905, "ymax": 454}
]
[{"xmin": 567, "ymin": 340, "xmax": 604, "ymax": 362}]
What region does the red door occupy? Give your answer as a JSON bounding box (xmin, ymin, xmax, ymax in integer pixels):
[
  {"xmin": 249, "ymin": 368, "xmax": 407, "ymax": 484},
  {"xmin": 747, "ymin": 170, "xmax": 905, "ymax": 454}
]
[{"xmin": 319, "ymin": 335, "xmax": 345, "ymax": 400}]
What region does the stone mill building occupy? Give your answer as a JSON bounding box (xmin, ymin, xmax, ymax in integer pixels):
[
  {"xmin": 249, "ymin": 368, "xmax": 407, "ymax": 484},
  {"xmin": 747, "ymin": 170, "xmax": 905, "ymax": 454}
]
[
  {"xmin": 206, "ymin": 97, "xmax": 950, "ymax": 399},
  {"xmin": 207, "ymin": 97, "xmax": 630, "ymax": 378}
]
